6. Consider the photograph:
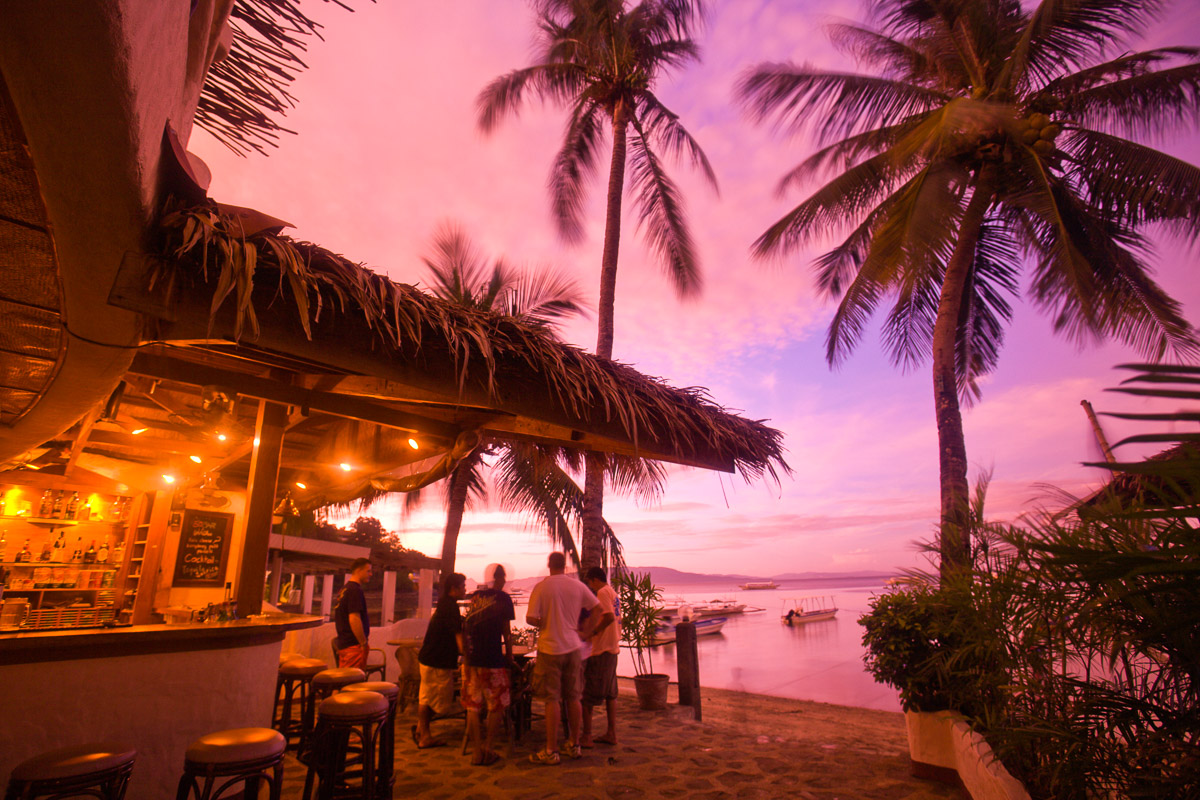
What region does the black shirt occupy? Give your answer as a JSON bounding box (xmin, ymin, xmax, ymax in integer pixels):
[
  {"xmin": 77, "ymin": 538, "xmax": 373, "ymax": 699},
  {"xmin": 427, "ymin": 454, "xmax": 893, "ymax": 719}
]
[
  {"xmin": 333, "ymin": 580, "xmax": 369, "ymax": 650},
  {"xmin": 463, "ymin": 588, "xmax": 515, "ymax": 668},
  {"xmin": 418, "ymin": 592, "xmax": 463, "ymax": 669}
]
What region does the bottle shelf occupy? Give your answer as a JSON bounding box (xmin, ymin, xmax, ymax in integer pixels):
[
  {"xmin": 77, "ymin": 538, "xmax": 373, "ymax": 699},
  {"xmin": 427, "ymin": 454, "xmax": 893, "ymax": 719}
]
[
  {"xmin": 0, "ymin": 561, "xmax": 117, "ymax": 569},
  {"xmin": 0, "ymin": 515, "xmax": 80, "ymax": 526},
  {"xmin": 3, "ymin": 587, "xmax": 111, "ymax": 593}
]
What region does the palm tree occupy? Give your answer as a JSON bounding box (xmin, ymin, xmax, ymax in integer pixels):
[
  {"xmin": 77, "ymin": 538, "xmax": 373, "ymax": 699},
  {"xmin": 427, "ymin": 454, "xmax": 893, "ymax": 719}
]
[
  {"xmin": 477, "ymin": 0, "xmax": 717, "ymax": 571},
  {"xmin": 419, "ymin": 224, "xmax": 662, "ymax": 576},
  {"xmin": 737, "ymin": 0, "xmax": 1200, "ymax": 574}
]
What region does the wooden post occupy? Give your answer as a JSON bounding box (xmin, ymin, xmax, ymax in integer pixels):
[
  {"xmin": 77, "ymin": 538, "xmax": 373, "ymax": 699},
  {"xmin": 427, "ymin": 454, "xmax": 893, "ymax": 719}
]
[
  {"xmin": 382, "ymin": 570, "xmax": 396, "ymax": 625},
  {"xmin": 321, "ymin": 574, "xmax": 335, "ymax": 620},
  {"xmin": 675, "ymin": 620, "xmax": 701, "ymax": 720},
  {"xmin": 301, "ymin": 574, "xmax": 315, "ymax": 614},
  {"xmin": 268, "ymin": 551, "xmax": 284, "ymax": 605},
  {"xmin": 236, "ymin": 400, "xmax": 287, "ymax": 616}
]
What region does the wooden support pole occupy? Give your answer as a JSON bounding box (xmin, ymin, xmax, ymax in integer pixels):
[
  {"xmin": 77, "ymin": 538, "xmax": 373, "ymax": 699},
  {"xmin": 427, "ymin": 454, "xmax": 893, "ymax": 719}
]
[
  {"xmin": 321, "ymin": 574, "xmax": 335, "ymax": 620},
  {"xmin": 417, "ymin": 568, "xmax": 434, "ymax": 620},
  {"xmin": 301, "ymin": 574, "xmax": 315, "ymax": 614},
  {"xmin": 236, "ymin": 400, "xmax": 287, "ymax": 616},
  {"xmin": 675, "ymin": 620, "xmax": 702, "ymax": 720}
]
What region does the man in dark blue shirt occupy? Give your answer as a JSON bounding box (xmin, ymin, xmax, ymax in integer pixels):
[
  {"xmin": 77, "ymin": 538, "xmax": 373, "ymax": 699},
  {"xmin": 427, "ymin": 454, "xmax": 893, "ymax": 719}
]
[
  {"xmin": 334, "ymin": 558, "xmax": 373, "ymax": 669},
  {"xmin": 415, "ymin": 572, "xmax": 466, "ymax": 748}
]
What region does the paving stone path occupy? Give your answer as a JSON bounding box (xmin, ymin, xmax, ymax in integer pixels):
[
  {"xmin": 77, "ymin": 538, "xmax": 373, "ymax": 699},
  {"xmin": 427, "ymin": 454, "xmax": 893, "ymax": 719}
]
[{"xmin": 281, "ymin": 679, "xmax": 962, "ymax": 799}]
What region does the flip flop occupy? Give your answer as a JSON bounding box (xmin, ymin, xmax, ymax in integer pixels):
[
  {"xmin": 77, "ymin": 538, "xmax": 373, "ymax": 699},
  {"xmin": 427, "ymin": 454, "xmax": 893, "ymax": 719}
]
[
  {"xmin": 417, "ymin": 740, "xmax": 447, "ymax": 750},
  {"xmin": 472, "ymin": 752, "xmax": 501, "ymax": 767},
  {"xmin": 593, "ymin": 734, "xmax": 618, "ymax": 746}
]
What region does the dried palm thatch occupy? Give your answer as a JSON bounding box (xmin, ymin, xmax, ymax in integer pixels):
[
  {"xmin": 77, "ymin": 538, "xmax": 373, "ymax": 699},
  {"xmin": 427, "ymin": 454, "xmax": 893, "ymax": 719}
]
[
  {"xmin": 195, "ymin": 0, "xmax": 360, "ymax": 156},
  {"xmin": 153, "ymin": 201, "xmax": 789, "ymax": 482}
]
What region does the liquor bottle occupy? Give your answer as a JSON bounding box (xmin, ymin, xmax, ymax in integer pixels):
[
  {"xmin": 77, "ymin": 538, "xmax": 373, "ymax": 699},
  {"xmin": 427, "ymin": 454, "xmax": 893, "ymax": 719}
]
[
  {"xmin": 65, "ymin": 492, "xmax": 80, "ymax": 519},
  {"xmin": 39, "ymin": 490, "xmax": 53, "ymax": 518},
  {"xmin": 0, "ymin": 531, "xmax": 7, "ymax": 561},
  {"xmin": 97, "ymin": 537, "xmax": 109, "ymax": 564},
  {"xmin": 71, "ymin": 536, "xmax": 83, "ymax": 563},
  {"xmin": 51, "ymin": 491, "xmax": 64, "ymax": 519},
  {"xmin": 111, "ymin": 536, "xmax": 125, "ymax": 566},
  {"xmin": 17, "ymin": 539, "xmax": 32, "ymax": 562},
  {"xmin": 77, "ymin": 501, "xmax": 91, "ymax": 521},
  {"xmin": 84, "ymin": 540, "xmax": 96, "ymax": 564},
  {"xmin": 39, "ymin": 539, "xmax": 52, "ymax": 561},
  {"xmin": 51, "ymin": 530, "xmax": 67, "ymax": 563}
]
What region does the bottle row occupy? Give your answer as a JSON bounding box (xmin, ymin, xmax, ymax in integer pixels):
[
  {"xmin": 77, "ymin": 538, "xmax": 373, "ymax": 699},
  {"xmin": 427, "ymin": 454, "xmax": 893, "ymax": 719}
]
[
  {"xmin": 0, "ymin": 531, "xmax": 125, "ymax": 566},
  {"xmin": 4, "ymin": 565, "xmax": 117, "ymax": 590},
  {"xmin": 0, "ymin": 488, "xmax": 131, "ymax": 522}
]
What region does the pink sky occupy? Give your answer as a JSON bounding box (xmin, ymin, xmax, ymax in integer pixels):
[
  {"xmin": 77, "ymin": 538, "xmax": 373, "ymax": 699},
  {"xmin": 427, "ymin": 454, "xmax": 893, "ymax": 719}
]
[{"xmin": 191, "ymin": 0, "xmax": 1200, "ymax": 583}]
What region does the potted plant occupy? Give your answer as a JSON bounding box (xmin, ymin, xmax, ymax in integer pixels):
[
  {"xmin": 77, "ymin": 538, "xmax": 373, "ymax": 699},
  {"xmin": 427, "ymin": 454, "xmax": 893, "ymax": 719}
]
[{"xmin": 613, "ymin": 570, "xmax": 669, "ymax": 710}]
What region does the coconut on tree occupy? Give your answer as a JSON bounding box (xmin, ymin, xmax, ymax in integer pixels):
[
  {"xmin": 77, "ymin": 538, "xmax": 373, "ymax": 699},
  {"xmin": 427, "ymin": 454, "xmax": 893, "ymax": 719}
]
[
  {"xmin": 738, "ymin": 0, "xmax": 1200, "ymax": 575},
  {"xmin": 477, "ymin": 0, "xmax": 716, "ymax": 571}
]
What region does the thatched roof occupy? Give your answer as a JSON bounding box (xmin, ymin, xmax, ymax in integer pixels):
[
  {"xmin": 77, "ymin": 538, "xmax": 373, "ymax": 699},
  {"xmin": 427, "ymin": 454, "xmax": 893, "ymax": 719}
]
[{"xmin": 141, "ymin": 201, "xmax": 789, "ymax": 486}]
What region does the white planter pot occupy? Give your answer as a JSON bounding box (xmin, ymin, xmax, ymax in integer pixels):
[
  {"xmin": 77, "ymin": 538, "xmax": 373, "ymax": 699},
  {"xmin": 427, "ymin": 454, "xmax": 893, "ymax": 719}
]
[{"xmin": 904, "ymin": 710, "xmax": 1031, "ymax": 800}]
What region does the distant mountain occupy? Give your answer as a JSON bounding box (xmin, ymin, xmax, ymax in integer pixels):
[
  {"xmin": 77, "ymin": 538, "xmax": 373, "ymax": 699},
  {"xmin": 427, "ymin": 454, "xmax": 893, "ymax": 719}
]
[{"xmin": 634, "ymin": 566, "xmax": 899, "ymax": 585}]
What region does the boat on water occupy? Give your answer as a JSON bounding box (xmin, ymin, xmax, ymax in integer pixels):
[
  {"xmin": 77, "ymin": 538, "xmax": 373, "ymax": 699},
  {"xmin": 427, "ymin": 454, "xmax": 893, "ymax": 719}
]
[
  {"xmin": 739, "ymin": 580, "xmax": 778, "ymax": 590},
  {"xmin": 651, "ymin": 616, "xmax": 729, "ymax": 645},
  {"xmin": 781, "ymin": 595, "xmax": 838, "ymax": 625},
  {"xmin": 657, "ymin": 598, "xmax": 747, "ymax": 620}
]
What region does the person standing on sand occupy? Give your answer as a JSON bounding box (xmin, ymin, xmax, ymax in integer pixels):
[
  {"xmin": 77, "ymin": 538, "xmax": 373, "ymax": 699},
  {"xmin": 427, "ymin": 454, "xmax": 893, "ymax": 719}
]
[
  {"xmin": 581, "ymin": 566, "xmax": 619, "ymax": 747},
  {"xmin": 333, "ymin": 558, "xmax": 373, "ymax": 669},
  {"xmin": 461, "ymin": 563, "xmax": 515, "ymax": 766},
  {"xmin": 414, "ymin": 571, "xmax": 466, "ymax": 749},
  {"xmin": 526, "ymin": 551, "xmax": 600, "ymax": 765}
]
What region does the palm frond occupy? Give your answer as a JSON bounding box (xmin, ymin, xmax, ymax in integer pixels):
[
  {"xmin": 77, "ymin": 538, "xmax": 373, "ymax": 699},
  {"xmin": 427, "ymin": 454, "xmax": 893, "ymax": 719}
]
[
  {"xmin": 550, "ymin": 98, "xmax": 607, "ymax": 243},
  {"xmin": 476, "ymin": 63, "xmax": 586, "ymax": 133},
  {"xmin": 1019, "ymin": 0, "xmax": 1168, "ymax": 81},
  {"xmin": 626, "ymin": 119, "xmax": 701, "ymax": 297},
  {"xmin": 635, "ymin": 91, "xmax": 718, "ymax": 191},
  {"xmin": 736, "ymin": 64, "xmax": 948, "ymax": 144},
  {"xmin": 1062, "ymin": 60, "xmax": 1200, "ymax": 141}
]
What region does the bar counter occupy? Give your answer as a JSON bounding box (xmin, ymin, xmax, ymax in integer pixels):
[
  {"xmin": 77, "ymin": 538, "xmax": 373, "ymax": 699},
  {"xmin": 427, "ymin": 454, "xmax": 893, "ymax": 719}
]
[{"xmin": 0, "ymin": 614, "xmax": 323, "ymax": 800}]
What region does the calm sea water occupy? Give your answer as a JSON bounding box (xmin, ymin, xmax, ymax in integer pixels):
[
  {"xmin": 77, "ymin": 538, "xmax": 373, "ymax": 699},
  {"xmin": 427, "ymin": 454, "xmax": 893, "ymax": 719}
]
[{"xmin": 613, "ymin": 577, "xmax": 901, "ymax": 712}]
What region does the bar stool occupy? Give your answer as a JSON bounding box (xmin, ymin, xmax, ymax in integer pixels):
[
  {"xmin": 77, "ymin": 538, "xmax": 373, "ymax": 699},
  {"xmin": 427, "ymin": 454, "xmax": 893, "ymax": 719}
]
[
  {"xmin": 274, "ymin": 657, "xmax": 326, "ymax": 748},
  {"xmin": 301, "ymin": 692, "xmax": 388, "ymax": 800},
  {"xmin": 175, "ymin": 728, "xmax": 285, "ymax": 800},
  {"xmin": 342, "ymin": 682, "xmax": 399, "ymax": 797},
  {"xmin": 5, "ymin": 742, "xmax": 136, "ymax": 800},
  {"xmin": 301, "ymin": 668, "xmax": 366, "ymax": 760}
]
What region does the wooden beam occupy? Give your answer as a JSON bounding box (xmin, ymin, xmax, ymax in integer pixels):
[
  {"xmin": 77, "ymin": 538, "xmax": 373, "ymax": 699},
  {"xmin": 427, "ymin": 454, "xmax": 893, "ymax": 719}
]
[
  {"xmin": 236, "ymin": 400, "xmax": 287, "ymax": 615},
  {"xmin": 129, "ymin": 352, "xmax": 463, "ymax": 441},
  {"xmin": 62, "ymin": 408, "xmax": 101, "ymax": 479}
]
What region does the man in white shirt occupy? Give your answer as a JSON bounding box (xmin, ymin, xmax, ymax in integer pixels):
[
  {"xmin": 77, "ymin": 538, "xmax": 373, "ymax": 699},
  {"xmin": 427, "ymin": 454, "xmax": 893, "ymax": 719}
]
[{"xmin": 525, "ymin": 551, "xmax": 600, "ymax": 765}]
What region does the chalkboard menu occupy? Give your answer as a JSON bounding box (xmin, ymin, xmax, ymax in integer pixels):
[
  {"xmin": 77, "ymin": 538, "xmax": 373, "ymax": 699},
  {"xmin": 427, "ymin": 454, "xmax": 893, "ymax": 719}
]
[{"xmin": 172, "ymin": 510, "xmax": 233, "ymax": 587}]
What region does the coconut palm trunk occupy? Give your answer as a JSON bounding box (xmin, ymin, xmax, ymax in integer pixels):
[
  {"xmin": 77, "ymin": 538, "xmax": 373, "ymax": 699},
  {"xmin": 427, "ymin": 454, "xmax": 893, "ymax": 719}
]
[
  {"xmin": 439, "ymin": 450, "xmax": 480, "ymax": 578},
  {"xmin": 931, "ymin": 169, "xmax": 995, "ymax": 574},
  {"xmin": 582, "ymin": 100, "xmax": 632, "ymax": 571}
]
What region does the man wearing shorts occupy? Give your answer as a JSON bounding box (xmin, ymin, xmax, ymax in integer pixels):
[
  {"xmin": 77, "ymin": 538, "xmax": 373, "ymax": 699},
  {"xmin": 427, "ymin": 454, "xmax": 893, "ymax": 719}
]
[
  {"xmin": 526, "ymin": 552, "xmax": 600, "ymax": 765},
  {"xmin": 333, "ymin": 558, "xmax": 373, "ymax": 669},
  {"xmin": 415, "ymin": 572, "xmax": 466, "ymax": 749},
  {"xmin": 581, "ymin": 566, "xmax": 620, "ymax": 747},
  {"xmin": 461, "ymin": 563, "xmax": 515, "ymax": 766}
]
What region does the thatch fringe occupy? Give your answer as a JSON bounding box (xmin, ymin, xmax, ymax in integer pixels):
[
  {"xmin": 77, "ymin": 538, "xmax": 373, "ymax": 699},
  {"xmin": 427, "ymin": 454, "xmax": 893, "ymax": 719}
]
[
  {"xmin": 155, "ymin": 201, "xmax": 790, "ymax": 483},
  {"xmin": 195, "ymin": 0, "xmax": 359, "ymax": 156}
]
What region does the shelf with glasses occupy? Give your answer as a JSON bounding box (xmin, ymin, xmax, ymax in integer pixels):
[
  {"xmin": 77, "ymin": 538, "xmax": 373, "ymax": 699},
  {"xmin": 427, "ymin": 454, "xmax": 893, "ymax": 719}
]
[{"xmin": 1, "ymin": 561, "xmax": 117, "ymax": 569}]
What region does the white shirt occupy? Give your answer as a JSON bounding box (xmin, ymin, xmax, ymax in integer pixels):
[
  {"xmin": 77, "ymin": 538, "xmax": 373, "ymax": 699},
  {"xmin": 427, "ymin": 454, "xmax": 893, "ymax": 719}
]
[{"xmin": 527, "ymin": 573, "xmax": 598, "ymax": 655}]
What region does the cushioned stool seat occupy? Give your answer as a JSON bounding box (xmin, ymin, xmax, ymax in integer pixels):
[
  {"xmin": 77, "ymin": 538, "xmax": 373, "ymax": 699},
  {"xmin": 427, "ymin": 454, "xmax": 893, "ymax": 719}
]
[
  {"xmin": 5, "ymin": 742, "xmax": 136, "ymax": 800},
  {"xmin": 176, "ymin": 728, "xmax": 285, "ymax": 800},
  {"xmin": 302, "ymin": 692, "xmax": 388, "ymax": 800}
]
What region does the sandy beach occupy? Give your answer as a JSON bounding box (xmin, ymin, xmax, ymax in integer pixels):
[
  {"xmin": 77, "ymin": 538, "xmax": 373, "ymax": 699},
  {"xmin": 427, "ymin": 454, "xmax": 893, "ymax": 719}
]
[{"xmin": 281, "ymin": 678, "xmax": 961, "ymax": 799}]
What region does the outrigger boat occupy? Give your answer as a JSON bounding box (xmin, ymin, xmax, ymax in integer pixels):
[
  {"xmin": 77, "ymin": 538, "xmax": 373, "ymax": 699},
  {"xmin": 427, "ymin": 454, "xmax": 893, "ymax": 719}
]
[
  {"xmin": 780, "ymin": 595, "xmax": 838, "ymax": 625},
  {"xmin": 651, "ymin": 616, "xmax": 728, "ymax": 645}
]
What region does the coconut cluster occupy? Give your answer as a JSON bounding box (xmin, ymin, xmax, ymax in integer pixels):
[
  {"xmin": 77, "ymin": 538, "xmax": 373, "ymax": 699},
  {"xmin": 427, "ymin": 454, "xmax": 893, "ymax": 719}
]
[{"xmin": 1019, "ymin": 112, "xmax": 1062, "ymax": 156}]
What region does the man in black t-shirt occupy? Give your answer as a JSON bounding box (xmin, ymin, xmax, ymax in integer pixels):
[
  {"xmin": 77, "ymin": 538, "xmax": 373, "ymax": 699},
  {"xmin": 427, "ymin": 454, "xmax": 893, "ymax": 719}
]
[
  {"xmin": 461, "ymin": 563, "xmax": 515, "ymax": 765},
  {"xmin": 333, "ymin": 558, "xmax": 373, "ymax": 669},
  {"xmin": 415, "ymin": 572, "xmax": 466, "ymax": 748}
]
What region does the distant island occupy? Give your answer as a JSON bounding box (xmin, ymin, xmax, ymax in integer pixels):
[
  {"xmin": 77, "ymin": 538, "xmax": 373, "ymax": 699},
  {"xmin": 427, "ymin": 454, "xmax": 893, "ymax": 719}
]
[{"xmin": 504, "ymin": 566, "xmax": 898, "ymax": 591}]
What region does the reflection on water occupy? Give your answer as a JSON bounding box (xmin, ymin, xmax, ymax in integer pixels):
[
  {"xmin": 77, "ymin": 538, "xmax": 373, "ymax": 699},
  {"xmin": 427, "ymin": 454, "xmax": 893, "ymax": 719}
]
[{"xmin": 616, "ymin": 579, "xmax": 901, "ymax": 712}]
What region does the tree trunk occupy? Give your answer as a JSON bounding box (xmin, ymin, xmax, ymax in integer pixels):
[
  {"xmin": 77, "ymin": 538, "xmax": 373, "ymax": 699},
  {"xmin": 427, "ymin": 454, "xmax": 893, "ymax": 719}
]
[
  {"xmin": 932, "ymin": 167, "xmax": 995, "ymax": 580},
  {"xmin": 582, "ymin": 101, "xmax": 631, "ymax": 573},
  {"xmin": 439, "ymin": 453, "xmax": 478, "ymax": 579}
]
